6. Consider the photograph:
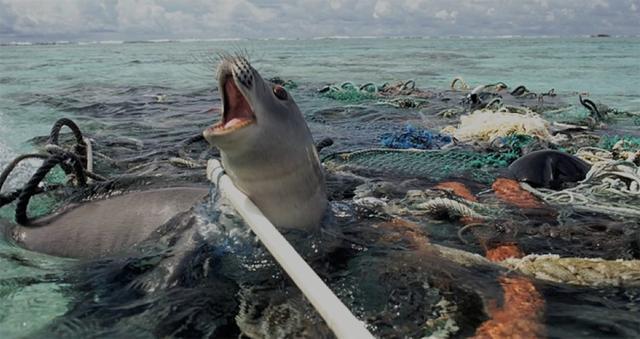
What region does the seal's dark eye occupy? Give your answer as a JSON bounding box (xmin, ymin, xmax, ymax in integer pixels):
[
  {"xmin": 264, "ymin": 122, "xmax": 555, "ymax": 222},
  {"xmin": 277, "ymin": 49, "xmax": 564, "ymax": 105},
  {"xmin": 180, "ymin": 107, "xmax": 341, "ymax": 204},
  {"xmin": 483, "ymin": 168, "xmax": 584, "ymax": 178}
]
[{"xmin": 273, "ymin": 85, "xmax": 288, "ymax": 100}]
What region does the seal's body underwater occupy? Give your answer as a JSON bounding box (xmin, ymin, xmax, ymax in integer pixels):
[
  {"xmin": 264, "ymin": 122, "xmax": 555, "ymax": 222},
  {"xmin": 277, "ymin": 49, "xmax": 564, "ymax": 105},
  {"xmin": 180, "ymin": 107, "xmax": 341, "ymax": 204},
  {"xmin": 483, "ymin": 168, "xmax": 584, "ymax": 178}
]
[
  {"xmin": 203, "ymin": 56, "xmax": 327, "ymax": 232},
  {"xmin": 8, "ymin": 187, "xmax": 209, "ymax": 258}
]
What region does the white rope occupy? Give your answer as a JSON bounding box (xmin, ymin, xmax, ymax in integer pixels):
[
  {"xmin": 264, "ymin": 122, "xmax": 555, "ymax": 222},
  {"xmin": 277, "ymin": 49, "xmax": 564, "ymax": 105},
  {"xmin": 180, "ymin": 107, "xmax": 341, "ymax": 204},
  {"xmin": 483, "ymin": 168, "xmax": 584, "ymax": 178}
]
[
  {"xmin": 83, "ymin": 137, "xmax": 94, "ymax": 174},
  {"xmin": 81, "ymin": 137, "xmax": 96, "ymax": 183},
  {"xmin": 417, "ymin": 197, "xmax": 489, "ymax": 220},
  {"xmin": 206, "ymin": 159, "xmax": 374, "ymax": 339},
  {"xmin": 169, "ymin": 157, "xmax": 206, "ymax": 169},
  {"xmin": 428, "ymin": 245, "xmax": 640, "ymax": 288},
  {"xmin": 501, "ymin": 254, "xmax": 640, "ymax": 287}
]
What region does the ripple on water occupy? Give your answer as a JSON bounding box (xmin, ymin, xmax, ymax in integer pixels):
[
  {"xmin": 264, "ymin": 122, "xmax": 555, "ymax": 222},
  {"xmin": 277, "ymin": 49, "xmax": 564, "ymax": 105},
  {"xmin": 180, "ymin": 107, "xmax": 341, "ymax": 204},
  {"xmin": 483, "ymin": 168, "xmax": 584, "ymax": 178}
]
[
  {"xmin": 0, "ymin": 282, "xmax": 70, "ymax": 338},
  {"xmin": 0, "ymin": 242, "xmax": 72, "ymax": 338}
]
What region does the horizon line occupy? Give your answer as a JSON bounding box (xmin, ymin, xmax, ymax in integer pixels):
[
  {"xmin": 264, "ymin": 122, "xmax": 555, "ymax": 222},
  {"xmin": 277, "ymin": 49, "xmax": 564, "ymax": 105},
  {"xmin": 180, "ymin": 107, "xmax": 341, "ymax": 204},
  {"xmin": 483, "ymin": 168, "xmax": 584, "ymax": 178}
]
[{"xmin": 2, "ymin": 33, "xmax": 638, "ymax": 46}]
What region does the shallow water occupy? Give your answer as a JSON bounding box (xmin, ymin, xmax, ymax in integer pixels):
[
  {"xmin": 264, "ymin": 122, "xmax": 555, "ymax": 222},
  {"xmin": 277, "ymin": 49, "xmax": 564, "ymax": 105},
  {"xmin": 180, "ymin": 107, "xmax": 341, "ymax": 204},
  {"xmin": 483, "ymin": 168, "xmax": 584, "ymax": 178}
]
[{"xmin": 1, "ymin": 37, "xmax": 640, "ymax": 338}]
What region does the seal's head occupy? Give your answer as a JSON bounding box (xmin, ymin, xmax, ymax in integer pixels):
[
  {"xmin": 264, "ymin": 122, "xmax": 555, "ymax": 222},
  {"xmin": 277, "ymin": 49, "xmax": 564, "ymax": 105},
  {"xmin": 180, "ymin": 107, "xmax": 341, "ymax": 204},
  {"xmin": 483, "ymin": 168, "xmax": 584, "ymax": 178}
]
[
  {"xmin": 203, "ymin": 55, "xmax": 326, "ymax": 231},
  {"xmin": 203, "ymin": 55, "xmax": 305, "ymax": 151}
]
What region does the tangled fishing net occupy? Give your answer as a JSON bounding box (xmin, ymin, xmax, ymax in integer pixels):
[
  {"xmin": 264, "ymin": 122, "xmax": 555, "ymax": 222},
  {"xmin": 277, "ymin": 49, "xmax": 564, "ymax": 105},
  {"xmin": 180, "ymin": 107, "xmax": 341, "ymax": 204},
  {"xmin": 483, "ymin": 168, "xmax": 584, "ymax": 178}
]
[
  {"xmin": 379, "ymin": 125, "xmax": 452, "ymax": 150},
  {"xmin": 598, "ymin": 135, "xmax": 640, "ymax": 152},
  {"xmin": 324, "ymin": 148, "xmax": 524, "ymax": 184},
  {"xmin": 386, "ymin": 189, "xmax": 495, "ymax": 221},
  {"xmin": 521, "ymin": 154, "xmax": 640, "ymax": 219},
  {"xmin": 591, "ymin": 136, "xmax": 640, "ymax": 163},
  {"xmin": 318, "ymin": 80, "xmax": 431, "ymax": 107},
  {"xmin": 318, "ymin": 82, "xmax": 377, "ymax": 102},
  {"xmin": 0, "ymin": 118, "xmax": 208, "ymax": 225}
]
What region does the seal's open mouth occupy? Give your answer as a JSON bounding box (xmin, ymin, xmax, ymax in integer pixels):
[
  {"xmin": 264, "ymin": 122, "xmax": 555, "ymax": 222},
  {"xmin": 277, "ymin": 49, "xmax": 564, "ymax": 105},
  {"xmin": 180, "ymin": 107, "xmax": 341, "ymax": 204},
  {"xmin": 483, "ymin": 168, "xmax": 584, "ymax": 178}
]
[{"xmin": 209, "ymin": 75, "xmax": 256, "ymax": 135}]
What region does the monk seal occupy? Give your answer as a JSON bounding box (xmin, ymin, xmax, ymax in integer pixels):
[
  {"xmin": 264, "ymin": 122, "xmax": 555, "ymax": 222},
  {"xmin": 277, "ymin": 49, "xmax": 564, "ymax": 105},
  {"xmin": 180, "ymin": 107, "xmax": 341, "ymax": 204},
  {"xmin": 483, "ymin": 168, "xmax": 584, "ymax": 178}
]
[
  {"xmin": 6, "ymin": 186, "xmax": 209, "ymax": 258},
  {"xmin": 508, "ymin": 149, "xmax": 591, "ymax": 190},
  {"xmin": 203, "ymin": 55, "xmax": 327, "ymax": 232}
]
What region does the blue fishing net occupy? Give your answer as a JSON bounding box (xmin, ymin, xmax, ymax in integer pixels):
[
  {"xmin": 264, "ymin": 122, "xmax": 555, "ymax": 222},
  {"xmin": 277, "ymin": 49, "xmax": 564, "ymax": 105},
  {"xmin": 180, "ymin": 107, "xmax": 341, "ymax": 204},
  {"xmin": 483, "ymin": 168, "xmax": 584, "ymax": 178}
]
[{"xmin": 379, "ymin": 125, "xmax": 452, "ymax": 150}]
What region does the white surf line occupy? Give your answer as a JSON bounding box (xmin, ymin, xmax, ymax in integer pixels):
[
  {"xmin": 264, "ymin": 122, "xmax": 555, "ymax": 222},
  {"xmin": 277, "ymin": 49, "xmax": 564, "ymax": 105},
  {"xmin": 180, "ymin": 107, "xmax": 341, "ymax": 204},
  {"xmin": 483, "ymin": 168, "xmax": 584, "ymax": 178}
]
[{"xmin": 207, "ymin": 159, "xmax": 374, "ymax": 339}]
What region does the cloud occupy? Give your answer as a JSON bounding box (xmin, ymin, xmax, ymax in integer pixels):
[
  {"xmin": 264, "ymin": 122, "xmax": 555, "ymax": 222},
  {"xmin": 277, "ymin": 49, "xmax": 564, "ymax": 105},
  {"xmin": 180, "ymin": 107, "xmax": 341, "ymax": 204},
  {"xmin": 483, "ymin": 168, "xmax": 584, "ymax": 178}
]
[{"xmin": 0, "ymin": 0, "xmax": 638, "ymax": 41}]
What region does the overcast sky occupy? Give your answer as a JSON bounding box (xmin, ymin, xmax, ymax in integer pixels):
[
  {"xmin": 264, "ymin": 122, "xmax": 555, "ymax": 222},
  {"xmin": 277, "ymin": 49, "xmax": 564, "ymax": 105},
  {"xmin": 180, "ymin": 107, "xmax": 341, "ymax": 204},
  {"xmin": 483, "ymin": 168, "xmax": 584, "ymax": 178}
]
[{"xmin": 1, "ymin": 0, "xmax": 639, "ymax": 42}]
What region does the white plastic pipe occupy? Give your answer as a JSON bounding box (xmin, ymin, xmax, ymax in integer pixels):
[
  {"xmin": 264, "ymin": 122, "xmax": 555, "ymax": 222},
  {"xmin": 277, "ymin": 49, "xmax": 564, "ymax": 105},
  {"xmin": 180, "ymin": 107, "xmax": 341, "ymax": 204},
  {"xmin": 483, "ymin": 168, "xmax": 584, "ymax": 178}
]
[{"xmin": 207, "ymin": 159, "xmax": 374, "ymax": 339}]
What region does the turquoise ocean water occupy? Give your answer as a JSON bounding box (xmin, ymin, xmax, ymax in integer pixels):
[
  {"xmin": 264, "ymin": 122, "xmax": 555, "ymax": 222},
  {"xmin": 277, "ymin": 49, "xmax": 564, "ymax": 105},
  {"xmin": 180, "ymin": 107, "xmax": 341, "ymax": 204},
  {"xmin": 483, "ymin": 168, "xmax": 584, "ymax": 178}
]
[
  {"xmin": 2, "ymin": 37, "xmax": 639, "ymax": 168},
  {"xmin": 1, "ymin": 37, "xmax": 640, "ymax": 338}
]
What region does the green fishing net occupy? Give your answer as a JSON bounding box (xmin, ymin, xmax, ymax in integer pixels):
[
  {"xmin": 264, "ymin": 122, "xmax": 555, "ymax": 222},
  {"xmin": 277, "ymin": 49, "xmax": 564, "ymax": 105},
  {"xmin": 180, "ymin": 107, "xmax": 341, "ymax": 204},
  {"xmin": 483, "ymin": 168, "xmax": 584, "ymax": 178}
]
[
  {"xmin": 319, "ymin": 82, "xmax": 377, "ymax": 102},
  {"xmin": 323, "ymin": 148, "xmax": 521, "ymax": 183},
  {"xmin": 323, "ymin": 134, "xmax": 534, "ymax": 183},
  {"xmin": 598, "ymin": 135, "xmax": 640, "ymax": 152},
  {"xmin": 541, "ymin": 106, "xmax": 589, "ymax": 124}
]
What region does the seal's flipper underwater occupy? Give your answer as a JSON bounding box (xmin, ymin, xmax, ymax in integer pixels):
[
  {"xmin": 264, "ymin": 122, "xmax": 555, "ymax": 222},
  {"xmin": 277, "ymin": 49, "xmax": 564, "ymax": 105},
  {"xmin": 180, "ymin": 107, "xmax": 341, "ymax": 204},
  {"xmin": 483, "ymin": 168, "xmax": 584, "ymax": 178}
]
[
  {"xmin": 8, "ymin": 187, "xmax": 209, "ymax": 258},
  {"xmin": 508, "ymin": 149, "xmax": 591, "ymax": 190},
  {"xmin": 203, "ymin": 55, "xmax": 327, "ymax": 232}
]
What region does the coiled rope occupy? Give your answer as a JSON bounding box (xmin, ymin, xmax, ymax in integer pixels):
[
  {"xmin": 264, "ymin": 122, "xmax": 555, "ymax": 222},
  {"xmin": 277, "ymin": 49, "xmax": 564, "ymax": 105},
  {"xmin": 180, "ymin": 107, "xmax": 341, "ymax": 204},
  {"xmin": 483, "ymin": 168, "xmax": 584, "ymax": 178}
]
[
  {"xmin": 579, "ymin": 95, "xmax": 604, "ymax": 121},
  {"xmin": 0, "ymin": 118, "xmax": 100, "ymax": 225},
  {"xmin": 2, "ymin": 118, "xmax": 215, "ymax": 225},
  {"xmin": 15, "ymin": 153, "xmax": 87, "ymax": 225},
  {"xmin": 520, "ymin": 156, "xmax": 640, "ymax": 218},
  {"xmin": 44, "ymin": 118, "xmax": 106, "ymax": 182}
]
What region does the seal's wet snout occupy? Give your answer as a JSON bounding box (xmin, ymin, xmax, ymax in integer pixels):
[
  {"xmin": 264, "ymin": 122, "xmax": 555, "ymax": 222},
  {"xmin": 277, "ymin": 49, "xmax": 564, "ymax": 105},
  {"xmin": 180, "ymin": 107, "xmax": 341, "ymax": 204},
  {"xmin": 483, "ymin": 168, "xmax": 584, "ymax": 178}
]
[
  {"xmin": 209, "ymin": 57, "xmax": 259, "ymax": 136},
  {"xmin": 231, "ymin": 57, "xmax": 255, "ymax": 89}
]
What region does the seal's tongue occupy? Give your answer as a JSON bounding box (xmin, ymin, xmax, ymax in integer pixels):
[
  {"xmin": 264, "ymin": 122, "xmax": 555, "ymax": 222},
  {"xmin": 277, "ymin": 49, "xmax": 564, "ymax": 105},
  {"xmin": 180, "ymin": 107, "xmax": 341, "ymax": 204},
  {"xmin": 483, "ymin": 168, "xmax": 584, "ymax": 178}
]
[{"xmin": 224, "ymin": 78, "xmax": 253, "ymax": 129}]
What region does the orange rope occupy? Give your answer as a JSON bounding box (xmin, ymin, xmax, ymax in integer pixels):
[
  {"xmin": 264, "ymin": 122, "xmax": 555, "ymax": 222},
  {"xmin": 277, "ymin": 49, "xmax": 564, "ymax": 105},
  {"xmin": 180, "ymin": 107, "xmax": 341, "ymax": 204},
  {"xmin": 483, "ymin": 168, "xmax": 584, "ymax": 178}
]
[
  {"xmin": 485, "ymin": 243, "xmax": 525, "ymax": 262},
  {"xmin": 473, "ymin": 276, "xmax": 546, "ymax": 339},
  {"xmin": 476, "ymin": 243, "xmax": 546, "ymax": 338},
  {"xmin": 438, "ymin": 180, "xmax": 547, "ymax": 339},
  {"xmin": 376, "ymin": 218, "xmax": 430, "ymax": 251},
  {"xmin": 382, "ymin": 179, "xmax": 548, "ymax": 338},
  {"xmin": 435, "ymin": 181, "xmax": 478, "ymax": 202},
  {"xmin": 492, "ymin": 178, "xmax": 545, "ymax": 209}
]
